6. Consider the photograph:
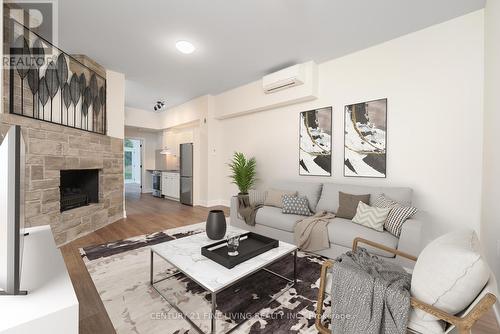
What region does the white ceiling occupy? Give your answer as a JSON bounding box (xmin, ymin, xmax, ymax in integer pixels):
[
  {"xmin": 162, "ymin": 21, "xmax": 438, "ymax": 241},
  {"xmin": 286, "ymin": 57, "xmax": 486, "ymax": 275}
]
[{"xmin": 57, "ymin": 0, "xmax": 485, "ymax": 111}]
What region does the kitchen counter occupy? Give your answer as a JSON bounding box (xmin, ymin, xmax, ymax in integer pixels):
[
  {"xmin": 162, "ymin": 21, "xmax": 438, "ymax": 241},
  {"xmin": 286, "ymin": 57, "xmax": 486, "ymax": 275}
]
[{"xmin": 146, "ymin": 169, "xmax": 180, "ymax": 173}]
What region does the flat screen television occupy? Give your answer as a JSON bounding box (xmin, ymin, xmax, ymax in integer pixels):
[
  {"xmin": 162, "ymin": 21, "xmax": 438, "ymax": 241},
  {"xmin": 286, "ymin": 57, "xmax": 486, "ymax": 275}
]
[{"xmin": 0, "ymin": 125, "xmax": 27, "ymax": 295}]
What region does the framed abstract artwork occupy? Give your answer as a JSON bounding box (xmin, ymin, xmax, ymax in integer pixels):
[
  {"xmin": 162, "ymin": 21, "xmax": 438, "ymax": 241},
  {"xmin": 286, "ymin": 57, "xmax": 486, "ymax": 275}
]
[
  {"xmin": 344, "ymin": 98, "xmax": 387, "ymax": 178},
  {"xmin": 299, "ymin": 107, "xmax": 332, "ymax": 176}
]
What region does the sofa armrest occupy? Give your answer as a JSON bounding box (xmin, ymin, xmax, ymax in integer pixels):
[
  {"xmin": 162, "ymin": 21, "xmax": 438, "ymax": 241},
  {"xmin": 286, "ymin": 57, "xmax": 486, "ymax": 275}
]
[{"xmin": 396, "ymin": 217, "xmax": 423, "ymax": 268}]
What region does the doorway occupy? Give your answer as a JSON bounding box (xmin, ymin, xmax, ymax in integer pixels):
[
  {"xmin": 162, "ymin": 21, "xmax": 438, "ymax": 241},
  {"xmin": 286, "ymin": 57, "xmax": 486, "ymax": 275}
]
[{"xmin": 124, "ymin": 138, "xmax": 142, "ymax": 196}]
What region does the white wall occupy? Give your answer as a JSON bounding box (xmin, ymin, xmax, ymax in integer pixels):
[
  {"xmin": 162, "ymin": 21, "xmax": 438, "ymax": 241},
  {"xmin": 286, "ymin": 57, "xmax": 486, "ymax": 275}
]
[
  {"xmin": 212, "ymin": 11, "xmax": 484, "ymax": 239},
  {"xmin": 125, "ymin": 107, "xmax": 163, "ymax": 130},
  {"xmin": 215, "ymin": 61, "xmax": 318, "ymax": 119},
  {"xmin": 124, "ymin": 12, "xmax": 485, "ymax": 243},
  {"xmin": 482, "ymin": 0, "xmax": 500, "ymax": 290},
  {"xmin": 106, "ymin": 70, "xmax": 125, "ymax": 139},
  {"xmin": 160, "ymin": 95, "xmax": 208, "ymax": 129},
  {"xmin": 124, "ymin": 127, "xmax": 162, "ymax": 192}
]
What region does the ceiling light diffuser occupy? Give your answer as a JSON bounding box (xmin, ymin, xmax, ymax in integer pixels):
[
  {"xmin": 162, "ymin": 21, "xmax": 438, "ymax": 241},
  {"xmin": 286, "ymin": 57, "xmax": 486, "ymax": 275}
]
[{"xmin": 176, "ymin": 40, "xmax": 195, "ymax": 54}]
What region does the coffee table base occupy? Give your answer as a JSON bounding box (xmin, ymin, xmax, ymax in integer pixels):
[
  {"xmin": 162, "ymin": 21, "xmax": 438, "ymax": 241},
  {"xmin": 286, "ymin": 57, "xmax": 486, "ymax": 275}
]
[{"xmin": 150, "ymin": 249, "xmax": 297, "ymax": 334}]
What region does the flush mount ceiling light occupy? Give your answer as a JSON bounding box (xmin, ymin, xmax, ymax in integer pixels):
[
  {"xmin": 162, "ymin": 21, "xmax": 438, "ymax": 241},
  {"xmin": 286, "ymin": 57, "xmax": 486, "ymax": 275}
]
[{"xmin": 175, "ymin": 40, "xmax": 195, "ymax": 54}]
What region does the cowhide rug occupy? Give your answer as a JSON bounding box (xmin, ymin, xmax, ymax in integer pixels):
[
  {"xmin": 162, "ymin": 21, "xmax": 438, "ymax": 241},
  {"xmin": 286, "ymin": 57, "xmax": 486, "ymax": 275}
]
[{"xmin": 80, "ymin": 223, "xmax": 331, "ymax": 334}]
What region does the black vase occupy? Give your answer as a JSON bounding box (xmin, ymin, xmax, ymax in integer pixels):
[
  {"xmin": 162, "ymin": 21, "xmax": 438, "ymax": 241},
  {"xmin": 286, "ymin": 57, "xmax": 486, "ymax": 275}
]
[{"xmin": 206, "ymin": 210, "xmax": 227, "ymax": 240}]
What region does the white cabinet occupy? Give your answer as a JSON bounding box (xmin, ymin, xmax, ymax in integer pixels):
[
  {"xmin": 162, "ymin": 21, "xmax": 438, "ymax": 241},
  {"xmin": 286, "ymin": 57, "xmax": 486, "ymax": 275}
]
[
  {"xmin": 171, "ymin": 175, "xmax": 180, "ymax": 199},
  {"xmin": 161, "ymin": 172, "xmax": 180, "ymax": 200},
  {"xmin": 161, "ymin": 173, "xmax": 168, "ymax": 197}
]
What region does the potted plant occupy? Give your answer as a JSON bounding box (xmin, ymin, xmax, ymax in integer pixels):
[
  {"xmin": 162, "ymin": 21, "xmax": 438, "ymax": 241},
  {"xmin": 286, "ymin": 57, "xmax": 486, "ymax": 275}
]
[{"xmin": 228, "ymin": 152, "xmax": 256, "ymax": 197}]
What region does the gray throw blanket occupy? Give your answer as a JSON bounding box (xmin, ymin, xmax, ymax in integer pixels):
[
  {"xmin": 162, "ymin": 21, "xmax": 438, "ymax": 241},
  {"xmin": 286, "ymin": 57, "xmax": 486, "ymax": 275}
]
[
  {"xmin": 331, "ymin": 248, "xmax": 411, "ymax": 334},
  {"xmin": 237, "ymin": 195, "xmax": 262, "ymax": 226},
  {"xmin": 294, "ymin": 211, "xmax": 335, "ymax": 252}
]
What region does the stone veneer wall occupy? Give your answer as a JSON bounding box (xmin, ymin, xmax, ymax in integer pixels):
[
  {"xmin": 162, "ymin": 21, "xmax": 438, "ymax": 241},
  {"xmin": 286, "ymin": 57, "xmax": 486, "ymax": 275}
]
[{"xmin": 0, "ymin": 113, "xmax": 124, "ymax": 245}]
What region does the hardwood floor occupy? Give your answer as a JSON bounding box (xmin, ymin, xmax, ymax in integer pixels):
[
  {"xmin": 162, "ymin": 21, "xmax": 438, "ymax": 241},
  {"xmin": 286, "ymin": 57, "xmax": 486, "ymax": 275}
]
[
  {"xmin": 61, "ymin": 193, "xmax": 499, "ymax": 334},
  {"xmin": 60, "ymin": 192, "xmax": 229, "ymax": 334}
]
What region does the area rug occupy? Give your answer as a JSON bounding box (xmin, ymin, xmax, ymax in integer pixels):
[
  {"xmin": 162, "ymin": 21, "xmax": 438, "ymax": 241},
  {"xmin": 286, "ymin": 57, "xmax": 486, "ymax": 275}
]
[{"xmin": 80, "ymin": 223, "xmax": 331, "ymax": 333}]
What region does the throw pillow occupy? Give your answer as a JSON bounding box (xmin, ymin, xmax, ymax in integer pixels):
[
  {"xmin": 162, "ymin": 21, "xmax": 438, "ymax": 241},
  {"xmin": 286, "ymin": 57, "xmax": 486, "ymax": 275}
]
[
  {"xmin": 373, "ymin": 194, "xmax": 417, "ymax": 237},
  {"xmin": 282, "ymin": 195, "xmax": 311, "ymax": 216},
  {"xmin": 249, "ymin": 189, "xmax": 267, "ymax": 206},
  {"xmin": 408, "ymin": 230, "xmax": 490, "ymax": 333},
  {"xmin": 352, "ymin": 201, "xmax": 391, "ymax": 231},
  {"xmin": 336, "ymin": 192, "xmax": 370, "ymax": 219},
  {"xmin": 264, "ymin": 189, "xmax": 297, "ymax": 208}
]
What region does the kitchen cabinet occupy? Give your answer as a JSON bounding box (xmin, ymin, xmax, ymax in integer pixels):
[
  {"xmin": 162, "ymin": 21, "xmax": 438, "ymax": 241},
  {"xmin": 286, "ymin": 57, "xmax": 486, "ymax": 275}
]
[{"xmin": 161, "ymin": 172, "xmax": 180, "ymax": 200}]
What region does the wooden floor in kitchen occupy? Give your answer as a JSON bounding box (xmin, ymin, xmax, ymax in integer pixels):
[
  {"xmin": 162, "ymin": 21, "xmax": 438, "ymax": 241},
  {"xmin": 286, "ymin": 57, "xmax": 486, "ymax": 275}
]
[{"xmin": 60, "ymin": 191, "xmax": 500, "ymax": 334}]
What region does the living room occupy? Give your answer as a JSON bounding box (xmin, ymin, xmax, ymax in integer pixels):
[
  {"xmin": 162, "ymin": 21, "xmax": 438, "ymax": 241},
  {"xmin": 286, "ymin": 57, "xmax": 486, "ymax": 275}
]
[{"xmin": 1, "ymin": 1, "xmax": 499, "ymax": 334}]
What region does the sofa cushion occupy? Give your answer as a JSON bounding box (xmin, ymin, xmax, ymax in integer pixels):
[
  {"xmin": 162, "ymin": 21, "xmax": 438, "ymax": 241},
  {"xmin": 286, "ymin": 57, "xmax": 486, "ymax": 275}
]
[
  {"xmin": 264, "ymin": 189, "xmax": 297, "ymax": 208},
  {"xmin": 352, "ymin": 202, "xmax": 391, "ymax": 232},
  {"xmin": 409, "ymin": 230, "xmax": 490, "ymax": 331},
  {"xmin": 336, "ymin": 192, "xmax": 370, "ymax": 219},
  {"xmin": 270, "ymin": 181, "xmax": 323, "ymax": 213},
  {"xmin": 316, "ymin": 183, "xmax": 412, "ymax": 213},
  {"xmin": 407, "ymin": 311, "xmax": 445, "ymax": 334},
  {"xmin": 255, "ymin": 206, "xmax": 304, "ymax": 232},
  {"xmin": 282, "ymin": 195, "xmax": 311, "ymax": 216},
  {"xmin": 327, "ymin": 218, "xmax": 399, "ymax": 257},
  {"xmin": 373, "ymin": 194, "xmax": 418, "ymax": 237},
  {"xmin": 249, "ymin": 189, "xmax": 267, "ymax": 206}
]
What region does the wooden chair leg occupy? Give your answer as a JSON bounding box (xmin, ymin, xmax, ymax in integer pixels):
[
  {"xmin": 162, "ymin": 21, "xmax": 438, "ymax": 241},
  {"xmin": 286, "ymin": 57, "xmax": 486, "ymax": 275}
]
[{"xmin": 316, "ymin": 260, "xmax": 333, "ymax": 334}]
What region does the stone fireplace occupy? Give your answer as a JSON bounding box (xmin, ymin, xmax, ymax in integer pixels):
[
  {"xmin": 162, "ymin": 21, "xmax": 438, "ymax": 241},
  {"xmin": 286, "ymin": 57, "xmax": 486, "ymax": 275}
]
[
  {"xmin": 60, "ymin": 169, "xmax": 99, "ymax": 212},
  {"xmin": 1, "ymin": 40, "xmax": 124, "ymax": 245},
  {"xmin": 0, "ymin": 113, "xmax": 124, "ymax": 246}
]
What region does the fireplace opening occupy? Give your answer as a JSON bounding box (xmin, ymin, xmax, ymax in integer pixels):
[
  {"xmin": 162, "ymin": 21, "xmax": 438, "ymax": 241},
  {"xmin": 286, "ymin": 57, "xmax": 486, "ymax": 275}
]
[{"xmin": 60, "ymin": 169, "xmax": 99, "ymax": 212}]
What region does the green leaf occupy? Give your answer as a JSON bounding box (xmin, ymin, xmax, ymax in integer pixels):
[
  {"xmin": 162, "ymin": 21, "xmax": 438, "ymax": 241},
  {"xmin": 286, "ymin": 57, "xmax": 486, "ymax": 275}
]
[{"xmin": 227, "ymin": 152, "xmax": 257, "ymax": 194}]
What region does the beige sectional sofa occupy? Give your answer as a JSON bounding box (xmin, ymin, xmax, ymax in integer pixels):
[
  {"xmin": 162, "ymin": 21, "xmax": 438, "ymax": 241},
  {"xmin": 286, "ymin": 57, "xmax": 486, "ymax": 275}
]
[{"xmin": 230, "ymin": 181, "xmax": 423, "ymax": 266}]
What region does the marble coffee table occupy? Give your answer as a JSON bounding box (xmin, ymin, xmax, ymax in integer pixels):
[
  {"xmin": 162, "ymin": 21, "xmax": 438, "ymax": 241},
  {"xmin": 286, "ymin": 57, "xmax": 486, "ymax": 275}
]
[{"xmin": 150, "ymin": 225, "xmax": 297, "ymax": 334}]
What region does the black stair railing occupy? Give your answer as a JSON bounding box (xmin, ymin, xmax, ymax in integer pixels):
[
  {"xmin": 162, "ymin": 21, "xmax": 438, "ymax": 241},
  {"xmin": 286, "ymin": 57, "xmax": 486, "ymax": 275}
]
[{"xmin": 5, "ymin": 19, "xmax": 107, "ymax": 135}]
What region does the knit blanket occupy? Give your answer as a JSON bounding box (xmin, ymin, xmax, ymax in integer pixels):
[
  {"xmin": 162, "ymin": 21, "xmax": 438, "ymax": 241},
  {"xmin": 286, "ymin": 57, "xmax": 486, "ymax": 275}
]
[
  {"xmin": 330, "ymin": 248, "xmax": 412, "ymax": 334},
  {"xmin": 237, "ymin": 195, "xmax": 262, "ymax": 226}
]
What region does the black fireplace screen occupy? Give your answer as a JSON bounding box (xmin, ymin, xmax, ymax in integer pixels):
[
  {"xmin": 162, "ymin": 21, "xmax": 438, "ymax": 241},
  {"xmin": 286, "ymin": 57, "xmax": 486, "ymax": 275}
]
[
  {"xmin": 60, "ymin": 169, "xmax": 99, "ymax": 212},
  {"xmin": 5, "ymin": 19, "xmax": 107, "ymax": 135}
]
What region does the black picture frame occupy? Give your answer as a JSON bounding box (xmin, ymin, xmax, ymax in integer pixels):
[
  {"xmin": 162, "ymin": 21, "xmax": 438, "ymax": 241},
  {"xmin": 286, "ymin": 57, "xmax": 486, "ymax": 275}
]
[
  {"xmin": 299, "ymin": 106, "xmax": 332, "ymax": 177},
  {"xmin": 343, "ymin": 98, "xmax": 387, "ymax": 178}
]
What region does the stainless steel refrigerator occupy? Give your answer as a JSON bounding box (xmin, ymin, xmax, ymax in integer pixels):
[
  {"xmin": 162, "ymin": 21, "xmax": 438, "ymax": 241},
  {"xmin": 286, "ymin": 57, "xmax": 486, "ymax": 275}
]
[{"xmin": 180, "ymin": 143, "xmax": 193, "ymax": 205}]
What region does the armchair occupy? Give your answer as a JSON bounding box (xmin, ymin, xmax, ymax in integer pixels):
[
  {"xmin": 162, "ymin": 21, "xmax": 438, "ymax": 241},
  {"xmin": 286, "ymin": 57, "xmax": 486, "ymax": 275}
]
[{"xmin": 315, "ymin": 237, "xmax": 497, "ymax": 334}]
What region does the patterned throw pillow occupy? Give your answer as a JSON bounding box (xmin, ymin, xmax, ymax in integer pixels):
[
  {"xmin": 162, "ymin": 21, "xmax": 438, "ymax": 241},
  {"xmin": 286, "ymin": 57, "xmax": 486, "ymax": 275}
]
[
  {"xmin": 373, "ymin": 194, "xmax": 418, "ymax": 237},
  {"xmin": 352, "ymin": 201, "xmax": 391, "ymax": 231},
  {"xmin": 282, "ymin": 195, "xmax": 311, "ymax": 216}
]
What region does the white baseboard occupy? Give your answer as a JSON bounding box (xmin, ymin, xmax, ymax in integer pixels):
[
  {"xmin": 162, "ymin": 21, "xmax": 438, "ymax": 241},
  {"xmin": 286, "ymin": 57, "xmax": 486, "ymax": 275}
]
[
  {"xmin": 195, "ymin": 199, "xmax": 230, "ymax": 208},
  {"xmin": 219, "ymin": 199, "xmax": 230, "ymax": 207},
  {"xmin": 194, "ymin": 200, "xmax": 208, "ymax": 207}
]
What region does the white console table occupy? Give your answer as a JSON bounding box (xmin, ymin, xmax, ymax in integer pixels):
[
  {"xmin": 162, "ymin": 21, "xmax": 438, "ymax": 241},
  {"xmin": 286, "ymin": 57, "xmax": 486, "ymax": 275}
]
[{"xmin": 0, "ymin": 225, "xmax": 79, "ymax": 334}]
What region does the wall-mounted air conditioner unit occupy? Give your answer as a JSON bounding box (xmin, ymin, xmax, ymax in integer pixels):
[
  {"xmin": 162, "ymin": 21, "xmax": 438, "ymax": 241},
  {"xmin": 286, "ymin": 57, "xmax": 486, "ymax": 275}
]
[{"xmin": 262, "ymin": 62, "xmax": 310, "ymax": 94}]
